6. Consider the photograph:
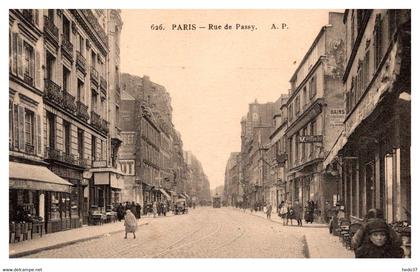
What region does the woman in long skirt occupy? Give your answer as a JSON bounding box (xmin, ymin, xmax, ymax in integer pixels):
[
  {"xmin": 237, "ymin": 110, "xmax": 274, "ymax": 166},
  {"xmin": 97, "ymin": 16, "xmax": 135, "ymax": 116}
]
[{"xmin": 124, "ymin": 210, "xmax": 138, "ymax": 239}]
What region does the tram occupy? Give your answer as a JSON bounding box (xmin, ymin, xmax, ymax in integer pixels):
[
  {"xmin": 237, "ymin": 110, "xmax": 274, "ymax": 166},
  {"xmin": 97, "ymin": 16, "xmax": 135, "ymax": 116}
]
[{"xmin": 212, "ymin": 196, "xmax": 221, "ymax": 208}]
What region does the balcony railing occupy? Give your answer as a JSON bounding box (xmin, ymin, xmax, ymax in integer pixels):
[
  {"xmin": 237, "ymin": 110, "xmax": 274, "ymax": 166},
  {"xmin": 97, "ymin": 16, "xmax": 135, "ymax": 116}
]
[
  {"xmin": 63, "ymin": 90, "xmax": 77, "ymax": 113},
  {"xmin": 62, "ymin": 152, "xmax": 75, "ymax": 164},
  {"xmin": 91, "ymin": 110, "xmax": 101, "ymax": 130},
  {"xmin": 24, "ymin": 72, "xmax": 34, "ymax": 86},
  {"xmin": 100, "ymin": 119, "xmax": 109, "ymax": 134},
  {"xmin": 61, "ymin": 36, "xmax": 74, "ymax": 61},
  {"xmin": 22, "ymin": 10, "xmax": 35, "ymax": 25},
  {"xmin": 76, "ymin": 100, "xmax": 89, "ymax": 122},
  {"xmin": 76, "ymin": 51, "xmax": 86, "ymax": 75},
  {"xmin": 100, "ymin": 76, "xmax": 107, "ymax": 93},
  {"xmin": 78, "ymin": 157, "xmax": 89, "ymax": 168},
  {"xmin": 25, "ymin": 143, "xmax": 35, "ymax": 155},
  {"xmin": 43, "ymin": 16, "xmax": 59, "ymax": 46},
  {"xmin": 90, "ymin": 66, "xmax": 99, "ymax": 86},
  {"xmin": 44, "ymin": 79, "xmax": 63, "ymax": 104},
  {"xmin": 45, "ymin": 146, "xmax": 62, "ymax": 161}
]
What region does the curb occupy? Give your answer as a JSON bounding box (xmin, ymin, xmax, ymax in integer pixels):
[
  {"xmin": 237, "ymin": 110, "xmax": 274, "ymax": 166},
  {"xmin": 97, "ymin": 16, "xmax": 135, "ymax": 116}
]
[
  {"xmin": 9, "ymin": 222, "xmax": 151, "ymax": 258},
  {"xmin": 230, "ymin": 208, "xmax": 325, "ymax": 258}
]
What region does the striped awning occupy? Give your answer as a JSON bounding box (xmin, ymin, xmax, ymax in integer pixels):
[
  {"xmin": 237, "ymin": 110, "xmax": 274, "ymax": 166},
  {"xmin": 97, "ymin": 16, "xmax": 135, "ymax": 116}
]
[{"xmin": 9, "ymin": 162, "xmax": 72, "ymax": 193}]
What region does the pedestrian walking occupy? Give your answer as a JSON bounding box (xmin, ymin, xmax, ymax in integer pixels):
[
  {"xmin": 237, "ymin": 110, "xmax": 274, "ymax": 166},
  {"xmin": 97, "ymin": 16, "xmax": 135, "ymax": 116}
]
[
  {"xmin": 279, "ymin": 201, "xmax": 288, "ymax": 226},
  {"xmin": 266, "ymin": 203, "xmax": 272, "ymax": 219},
  {"xmin": 292, "ymin": 200, "xmax": 303, "ymax": 226},
  {"xmin": 124, "ymin": 210, "xmax": 138, "ymax": 239},
  {"xmin": 355, "ymin": 219, "xmax": 403, "ymax": 258},
  {"xmin": 152, "ymin": 201, "xmax": 157, "ymax": 218}
]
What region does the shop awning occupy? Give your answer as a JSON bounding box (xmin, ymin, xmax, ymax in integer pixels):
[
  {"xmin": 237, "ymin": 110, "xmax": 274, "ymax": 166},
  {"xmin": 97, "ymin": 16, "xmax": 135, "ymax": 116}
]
[
  {"xmin": 159, "ymin": 189, "xmax": 171, "ymax": 200},
  {"xmin": 323, "ymin": 131, "xmax": 347, "ymax": 168},
  {"xmin": 9, "ymin": 162, "xmax": 72, "ymax": 193},
  {"xmin": 142, "ymin": 182, "xmax": 154, "ymax": 191},
  {"xmin": 183, "ymin": 193, "xmax": 190, "ymax": 199}
]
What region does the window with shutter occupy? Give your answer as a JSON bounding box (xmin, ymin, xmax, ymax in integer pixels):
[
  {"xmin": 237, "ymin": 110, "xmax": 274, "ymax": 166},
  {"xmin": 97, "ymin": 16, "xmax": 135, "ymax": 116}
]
[
  {"xmin": 9, "ymin": 101, "xmax": 13, "ymax": 149},
  {"xmin": 13, "ymin": 105, "xmax": 19, "ymax": 148},
  {"xmin": 12, "ymin": 32, "xmax": 18, "ymax": 75},
  {"xmin": 33, "ymin": 114, "xmax": 38, "ymax": 155},
  {"xmin": 37, "ymin": 114, "xmax": 42, "ymax": 155},
  {"xmin": 18, "ymin": 105, "xmax": 25, "ymax": 151},
  {"xmin": 17, "ymin": 35, "xmax": 23, "ymax": 78},
  {"xmin": 23, "ymin": 42, "xmax": 34, "ymax": 86},
  {"xmin": 35, "ymin": 50, "xmax": 41, "ymax": 89}
]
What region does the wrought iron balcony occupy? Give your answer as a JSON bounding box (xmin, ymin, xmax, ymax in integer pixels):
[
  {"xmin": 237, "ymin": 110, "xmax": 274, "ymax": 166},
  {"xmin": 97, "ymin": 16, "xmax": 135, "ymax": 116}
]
[
  {"xmin": 45, "ymin": 146, "xmax": 62, "ymax": 161},
  {"xmin": 100, "ymin": 119, "xmax": 109, "ymax": 134},
  {"xmin": 25, "ymin": 143, "xmax": 35, "ymax": 155},
  {"xmin": 78, "ymin": 156, "xmax": 89, "ymax": 168},
  {"xmin": 43, "ymin": 16, "xmax": 59, "ymax": 46},
  {"xmin": 76, "ymin": 51, "xmax": 86, "ymax": 75},
  {"xmin": 76, "ymin": 100, "xmax": 89, "ymax": 122},
  {"xmin": 90, "ymin": 66, "xmax": 99, "ymax": 86},
  {"xmin": 24, "ymin": 72, "xmax": 34, "ymax": 86},
  {"xmin": 100, "ymin": 76, "xmax": 107, "ymax": 93},
  {"xmin": 22, "ymin": 10, "xmax": 35, "ymax": 25},
  {"xmin": 63, "ymin": 90, "xmax": 77, "ymax": 113},
  {"xmin": 61, "ymin": 36, "xmax": 74, "ymax": 61},
  {"xmin": 91, "ymin": 110, "xmax": 101, "ymax": 130},
  {"xmin": 44, "ymin": 79, "xmax": 63, "ymax": 105},
  {"xmin": 62, "ymin": 152, "xmax": 75, "ymax": 165}
]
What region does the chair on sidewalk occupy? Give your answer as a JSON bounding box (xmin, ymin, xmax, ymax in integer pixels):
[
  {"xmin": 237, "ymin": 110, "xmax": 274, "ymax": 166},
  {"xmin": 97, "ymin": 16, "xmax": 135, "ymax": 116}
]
[
  {"xmin": 338, "ymin": 219, "xmax": 351, "ymax": 246},
  {"xmin": 345, "ymin": 223, "xmax": 362, "ymax": 249}
]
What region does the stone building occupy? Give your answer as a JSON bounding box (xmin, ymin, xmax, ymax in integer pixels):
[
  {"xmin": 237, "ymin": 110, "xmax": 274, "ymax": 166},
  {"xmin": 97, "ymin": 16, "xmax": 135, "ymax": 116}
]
[
  {"xmin": 267, "ymin": 94, "xmax": 289, "ymax": 211},
  {"xmin": 240, "ymin": 100, "xmax": 275, "ymax": 209},
  {"xmin": 324, "ymin": 10, "xmax": 411, "ymax": 223},
  {"xmin": 224, "ymin": 152, "xmax": 241, "ymax": 207},
  {"xmin": 9, "ymin": 9, "xmax": 123, "ymax": 233},
  {"xmin": 285, "ymin": 12, "xmax": 345, "ymax": 222}
]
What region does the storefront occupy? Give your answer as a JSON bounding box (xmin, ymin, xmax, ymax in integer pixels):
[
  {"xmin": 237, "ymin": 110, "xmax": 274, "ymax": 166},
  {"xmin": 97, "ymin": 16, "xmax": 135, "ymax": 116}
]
[
  {"xmin": 142, "ymin": 182, "xmax": 154, "ymax": 204},
  {"xmin": 9, "ymin": 162, "xmax": 73, "ymax": 235},
  {"xmin": 47, "ymin": 164, "xmax": 87, "ymax": 229},
  {"xmin": 91, "ymin": 168, "xmax": 124, "ymax": 211}
]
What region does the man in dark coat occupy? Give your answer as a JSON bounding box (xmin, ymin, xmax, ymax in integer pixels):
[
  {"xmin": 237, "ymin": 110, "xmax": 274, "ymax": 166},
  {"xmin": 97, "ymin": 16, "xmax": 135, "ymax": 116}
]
[
  {"xmin": 116, "ymin": 203, "xmax": 124, "ymax": 221},
  {"xmin": 136, "ymin": 203, "xmax": 141, "ymax": 218}
]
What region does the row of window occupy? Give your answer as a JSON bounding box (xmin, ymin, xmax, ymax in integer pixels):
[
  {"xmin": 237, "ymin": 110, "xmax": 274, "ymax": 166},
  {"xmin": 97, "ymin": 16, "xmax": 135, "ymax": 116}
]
[
  {"xmin": 345, "ymin": 10, "xmax": 400, "ymax": 115},
  {"xmin": 141, "ymin": 144, "xmax": 160, "ymax": 168},
  {"xmin": 141, "ymin": 165, "xmax": 160, "ymax": 186},
  {"xmin": 119, "ymin": 160, "xmax": 135, "ymax": 176},
  {"xmin": 46, "ymin": 111, "xmax": 104, "ymax": 162},
  {"xmin": 288, "ymin": 120, "xmax": 318, "ymax": 168},
  {"xmin": 288, "ymin": 75, "xmax": 317, "ymax": 123},
  {"xmin": 141, "ymin": 119, "xmax": 161, "ymax": 147}
]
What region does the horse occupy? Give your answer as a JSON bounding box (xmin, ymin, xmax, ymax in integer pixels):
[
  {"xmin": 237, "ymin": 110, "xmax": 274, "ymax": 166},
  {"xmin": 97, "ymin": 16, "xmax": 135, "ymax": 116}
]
[{"xmin": 287, "ymin": 207, "xmax": 302, "ymax": 226}]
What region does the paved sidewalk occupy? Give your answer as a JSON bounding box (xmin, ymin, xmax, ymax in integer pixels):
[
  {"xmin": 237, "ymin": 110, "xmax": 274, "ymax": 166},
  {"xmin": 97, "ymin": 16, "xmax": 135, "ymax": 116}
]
[
  {"xmin": 233, "ymin": 207, "xmax": 354, "ymax": 258},
  {"xmin": 9, "ymin": 214, "xmax": 173, "ymax": 258}
]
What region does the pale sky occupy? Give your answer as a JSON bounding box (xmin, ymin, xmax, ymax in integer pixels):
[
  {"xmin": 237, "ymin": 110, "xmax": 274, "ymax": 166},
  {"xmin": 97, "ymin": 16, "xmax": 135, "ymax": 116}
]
[{"xmin": 120, "ymin": 10, "xmax": 342, "ymax": 190}]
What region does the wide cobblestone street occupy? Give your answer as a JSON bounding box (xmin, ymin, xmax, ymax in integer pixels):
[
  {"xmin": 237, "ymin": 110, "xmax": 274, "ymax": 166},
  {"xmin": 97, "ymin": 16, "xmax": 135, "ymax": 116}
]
[{"xmin": 25, "ymin": 207, "xmax": 313, "ymax": 258}]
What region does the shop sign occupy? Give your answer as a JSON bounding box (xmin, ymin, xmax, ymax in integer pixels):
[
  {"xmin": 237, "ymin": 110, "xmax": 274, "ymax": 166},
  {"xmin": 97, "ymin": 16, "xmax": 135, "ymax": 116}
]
[
  {"xmin": 330, "ymin": 108, "xmax": 345, "ymax": 127},
  {"xmin": 92, "ymin": 160, "xmax": 107, "ymax": 168},
  {"xmin": 298, "ymin": 135, "xmax": 323, "ymax": 143}
]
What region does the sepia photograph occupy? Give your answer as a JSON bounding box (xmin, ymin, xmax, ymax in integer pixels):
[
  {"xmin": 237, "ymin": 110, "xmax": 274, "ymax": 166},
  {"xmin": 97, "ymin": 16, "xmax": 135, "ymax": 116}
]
[{"xmin": 2, "ymin": 3, "xmax": 416, "ymax": 272}]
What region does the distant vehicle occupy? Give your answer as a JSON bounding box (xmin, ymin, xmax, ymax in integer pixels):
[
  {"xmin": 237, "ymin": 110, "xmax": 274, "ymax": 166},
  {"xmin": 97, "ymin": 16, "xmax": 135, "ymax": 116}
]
[
  {"xmin": 213, "ymin": 196, "xmax": 221, "ymax": 208},
  {"xmin": 174, "ymin": 198, "xmax": 188, "ymax": 215}
]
